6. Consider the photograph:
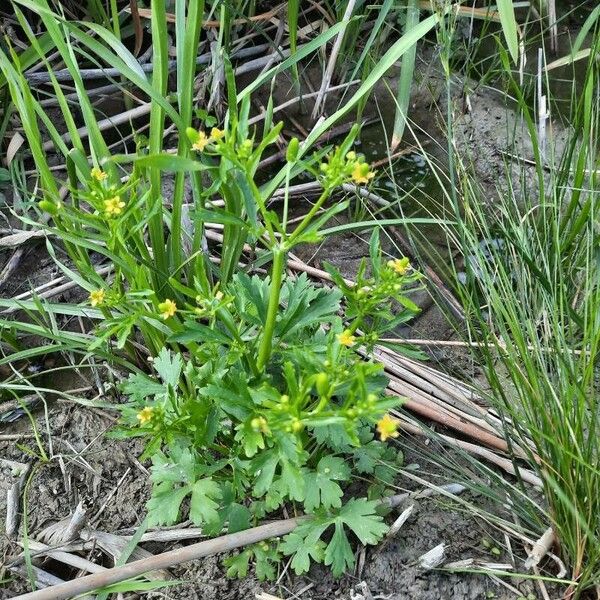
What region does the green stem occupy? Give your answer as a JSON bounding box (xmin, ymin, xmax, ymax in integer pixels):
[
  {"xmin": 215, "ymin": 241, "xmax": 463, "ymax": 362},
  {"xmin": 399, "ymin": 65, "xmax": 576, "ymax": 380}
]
[
  {"xmin": 286, "ymin": 188, "xmax": 330, "ymax": 248},
  {"xmin": 256, "ymin": 249, "xmax": 285, "ymax": 372}
]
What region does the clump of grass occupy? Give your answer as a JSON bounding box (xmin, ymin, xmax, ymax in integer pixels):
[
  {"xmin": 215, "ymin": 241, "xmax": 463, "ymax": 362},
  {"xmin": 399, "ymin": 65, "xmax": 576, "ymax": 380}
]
[{"xmin": 440, "ymin": 34, "xmax": 600, "ymax": 597}]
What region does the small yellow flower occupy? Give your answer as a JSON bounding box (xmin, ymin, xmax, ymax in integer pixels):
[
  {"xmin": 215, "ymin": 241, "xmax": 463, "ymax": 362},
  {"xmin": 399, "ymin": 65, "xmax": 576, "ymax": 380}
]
[
  {"xmin": 192, "ymin": 130, "xmax": 209, "ymax": 152},
  {"xmin": 377, "ymin": 414, "xmax": 400, "ymax": 442},
  {"xmin": 104, "ymin": 196, "xmax": 125, "ymax": 217},
  {"xmin": 210, "ymin": 127, "xmax": 225, "ymax": 141},
  {"xmin": 91, "ymin": 167, "xmax": 107, "ymax": 182},
  {"xmin": 387, "ymin": 257, "xmax": 410, "ymax": 275},
  {"xmin": 337, "ymin": 330, "xmax": 356, "ymax": 347},
  {"xmin": 351, "ymin": 162, "xmax": 375, "ymax": 185},
  {"xmin": 215, "ymin": 290, "xmax": 224, "ymax": 301},
  {"xmin": 137, "ymin": 406, "xmax": 154, "ymax": 425},
  {"xmin": 89, "ymin": 289, "xmax": 105, "ymax": 307},
  {"xmin": 158, "ymin": 298, "xmax": 177, "ymax": 320}
]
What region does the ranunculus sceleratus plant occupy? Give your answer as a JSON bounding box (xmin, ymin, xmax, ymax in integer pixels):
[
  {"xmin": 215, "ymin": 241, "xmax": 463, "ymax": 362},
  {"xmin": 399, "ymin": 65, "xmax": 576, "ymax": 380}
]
[{"xmin": 41, "ymin": 122, "xmax": 423, "ymax": 578}]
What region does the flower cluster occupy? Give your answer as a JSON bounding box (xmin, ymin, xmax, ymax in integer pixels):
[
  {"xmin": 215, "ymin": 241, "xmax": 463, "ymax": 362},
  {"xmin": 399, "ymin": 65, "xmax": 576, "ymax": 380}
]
[
  {"xmin": 387, "ymin": 257, "xmax": 410, "ymax": 276},
  {"xmin": 91, "ymin": 167, "xmax": 108, "ymax": 182},
  {"xmin": 103, "ymin": 195, "xmax": 125, "ymax": 217},
  {"xmin": 324, "ymin": 234, "xmax": 423, "ymax": 353},
  {"xmin": 81, "ymin": 166, "xmax": 130, "ymax": 221},
  {"xmin": 355, "ymin": 256, "xmax": 414, "ymax": 301},
  {"xmin": 193, "ymin": 287, "xmax": 232, "ymax": 318},
  {"xmin": 319, "ymin": 148, "xmax": 375, "ymax": 189},
  {"xmin": 189, "ymin": 127, "xmax": 225, "ymax": 152},
  {"xmin": 137, "ymin": 406, "xmax": 154, "ymax": 425},
  {"xmin": 236, "ymin": 138, "xmax": 254, "ymax": 160}
]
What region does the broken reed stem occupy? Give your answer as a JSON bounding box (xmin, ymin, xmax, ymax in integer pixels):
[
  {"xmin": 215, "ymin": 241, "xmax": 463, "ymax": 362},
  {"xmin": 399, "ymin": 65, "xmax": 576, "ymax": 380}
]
[
  {"xmin": 394, "ymin": 417, "xmax": 543, "ymax": 487},
  {"xmin": 12, "ymin": 519, "xmax": 303, "ymax": 600}
]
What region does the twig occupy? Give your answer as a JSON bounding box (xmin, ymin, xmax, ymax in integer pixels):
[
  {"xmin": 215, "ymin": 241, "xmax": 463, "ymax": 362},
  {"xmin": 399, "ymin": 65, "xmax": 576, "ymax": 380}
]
[
  {"xmin": 133, "ymin": 528, "xmax": 205, "ymax": 543},
  {"xmin": 524, "ymin": 527, "xmax": 554, "ymax": 570},
  {"xmin": 373, "ymin": 504, "xmax": 414, "ymax": 555},
  {"xmin": 62, "ymin": 502, "xmax": 88, "ymax": 544},
  {"xmin": 0, "ymin": 248, "xmax": 25, "ymax": 289},
  {"xmin": 418, "ymin": 543, "xmax": 445, "ymax": 569},
  {"xmin": 391, "ymin": 384, "xmax": 510, "ymax": 454},
  {"xmin": 90, "ymin": 468, "xmax": 131, "ymax": 526},
  {"xmin": 10, "ymin": 566, "xmax": 65, "ymax": 589},
  {"xmin": 2, "ymin": 265, "xmax": 112, "ymax": 315},
  {"xmin": 380, "ymin": 337, "xmax": 589, "ymax": 355},
  {"xmin": 129, "ymin": 3, "xmax": 285, "ymax": 28},
  {"xmin": 24, "ymin": 43, "xmax": 270, "ymax": 84},
  {"xmin": 247, "ymin": 80, "xmax": 360, "ymax": 126},
  {"xmin": 19, "ymin": 540, "xmax": 107, "ymax": 574},
  {"xmin": 5, "ymin": 463, "xmax": 30, "ymax": 539},
  {"xmin": 369, "ymin": 144, "xmax": 426, "ymax": 168}
]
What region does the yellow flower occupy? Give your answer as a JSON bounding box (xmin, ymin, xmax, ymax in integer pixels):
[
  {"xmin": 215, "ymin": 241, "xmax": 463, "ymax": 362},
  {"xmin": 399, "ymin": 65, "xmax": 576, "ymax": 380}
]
[
  {"xmin": 351, "ymin": 162, "xmax": 375, "ymax": 185},
  {"xmin": 91, "ymin": 167, "xmax": 107, "ymax": 182},
  {"xmin": 210, "ymin": 127, "xmax": 225, "ymax": 141},
  {"xmin": 104, "ymin": 196, "xmax": 125, "ymax": 217},
  {"xmin": 158, "ymin": 298, "xmax": 177, "ymax": 319},
  {"xmin": 89, "ymin": 289, "xmax": 105, "ymax": 307},
  {"xmin": 137, "ymin": 406, "xmax": 154, "ymax": 425},
  {"xmin": 376, "ymin": 414, "xmax": 400, "ymax": 442},
  {"xmin": 337, "ymin": 330, "xmax": 356, "ymax": 347},
  {"xmin": 387, "ymin": 257, "xmax": 410, "ymax": 275},
  {"xmin": 192, "ymin": 130, "xmax": 209, "ymax": 152}
]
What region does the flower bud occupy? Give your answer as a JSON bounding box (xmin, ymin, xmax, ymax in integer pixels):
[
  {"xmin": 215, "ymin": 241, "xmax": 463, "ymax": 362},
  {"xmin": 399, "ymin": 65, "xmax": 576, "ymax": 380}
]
[
  {"xmin": 186, "ymin": 127, "xmax": 200, "ymax": 144},
  {"xmin": 39, "ymin": 200, "xmax": 60, "ymax": 215},
  {"xmin": 315, "ymin": 372, "xmax": 329, "ymax": 396},
  {"xmin": 286, "ymin": 137, "xmax": 300, "ymax": 162}
]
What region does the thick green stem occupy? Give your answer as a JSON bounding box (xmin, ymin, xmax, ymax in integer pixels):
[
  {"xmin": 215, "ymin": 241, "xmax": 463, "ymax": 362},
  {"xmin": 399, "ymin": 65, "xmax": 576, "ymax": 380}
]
[{"xmin": 256, "ymin": 249, "xmax": 285, "ymax": 372}]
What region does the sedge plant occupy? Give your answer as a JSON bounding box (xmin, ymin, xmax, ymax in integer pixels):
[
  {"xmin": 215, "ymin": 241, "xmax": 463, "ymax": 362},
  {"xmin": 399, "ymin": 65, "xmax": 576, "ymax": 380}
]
[{"xmin": 433, "ymin": 32, "xmax": 600, "ymax": 597}]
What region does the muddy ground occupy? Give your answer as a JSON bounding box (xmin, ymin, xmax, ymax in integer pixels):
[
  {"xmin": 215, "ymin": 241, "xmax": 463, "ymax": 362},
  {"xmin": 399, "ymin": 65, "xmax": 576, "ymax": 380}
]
[{"xmin": 0, "ymin": 35, "xmax": 567, "ymax": 599}]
